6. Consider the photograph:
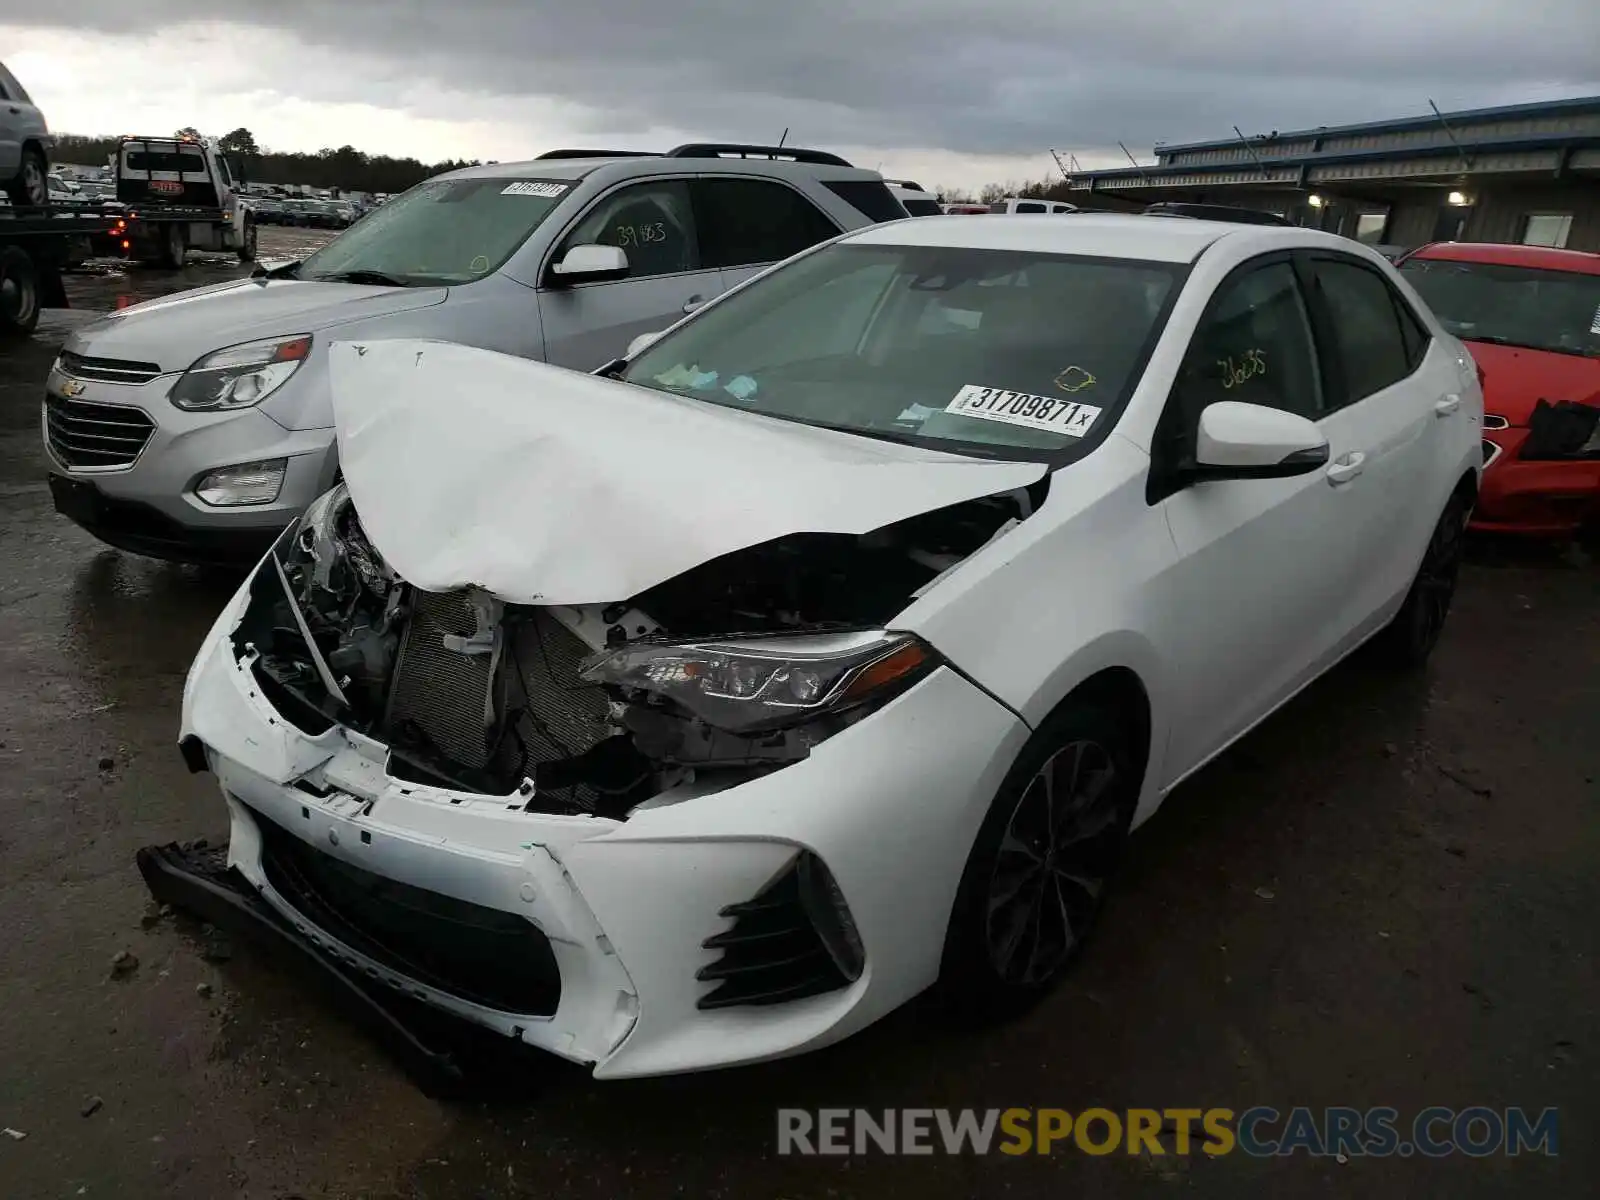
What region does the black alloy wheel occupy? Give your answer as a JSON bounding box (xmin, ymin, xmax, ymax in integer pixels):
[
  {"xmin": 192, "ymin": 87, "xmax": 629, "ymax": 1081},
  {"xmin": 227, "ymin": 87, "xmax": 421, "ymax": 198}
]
[{"xmin": 985, "ymin": 739, "xmax": 1124, "ymax": 985}]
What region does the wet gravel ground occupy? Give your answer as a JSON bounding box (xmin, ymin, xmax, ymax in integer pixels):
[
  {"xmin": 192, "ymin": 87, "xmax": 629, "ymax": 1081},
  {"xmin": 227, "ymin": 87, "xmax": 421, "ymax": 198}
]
[{"xmin": 0, "ymin": 228, "xmax": 1596, "ymax": 1198}]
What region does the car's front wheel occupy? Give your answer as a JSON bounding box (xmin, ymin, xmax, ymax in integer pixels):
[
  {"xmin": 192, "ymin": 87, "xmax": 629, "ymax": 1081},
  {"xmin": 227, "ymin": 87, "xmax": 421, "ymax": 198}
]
[
  {"xmin": 937, "ymin": 698, "xmax": 1139, "ymax": 1021},
  {"xmin": 1375, "ymin": 490, "xmax": 1470, "ymax": 668}
]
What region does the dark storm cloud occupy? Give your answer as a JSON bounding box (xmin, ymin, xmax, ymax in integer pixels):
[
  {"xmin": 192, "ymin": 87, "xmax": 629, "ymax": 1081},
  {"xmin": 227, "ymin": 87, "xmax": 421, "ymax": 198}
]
[{"xmin": 14, "ymin": 0, "xmax": 1600, "ymax": 152}]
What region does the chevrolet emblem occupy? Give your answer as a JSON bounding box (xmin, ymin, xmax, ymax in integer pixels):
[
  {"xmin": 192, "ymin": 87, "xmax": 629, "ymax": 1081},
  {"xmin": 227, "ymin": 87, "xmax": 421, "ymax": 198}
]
[{"xmin": 58, "ymin": 380, "xmax": 87, "ymax": 398}]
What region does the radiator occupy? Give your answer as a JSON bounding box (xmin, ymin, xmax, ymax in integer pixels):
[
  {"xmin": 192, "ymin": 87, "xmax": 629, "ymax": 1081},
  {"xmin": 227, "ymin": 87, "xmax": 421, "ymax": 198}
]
[{"xmin": 384, "ymin": 589, "xmax": 610, "ymax": 805}]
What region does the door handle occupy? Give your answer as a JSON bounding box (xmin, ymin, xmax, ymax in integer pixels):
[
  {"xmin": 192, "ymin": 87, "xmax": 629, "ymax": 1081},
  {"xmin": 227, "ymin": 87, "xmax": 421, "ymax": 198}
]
[
  {"xmin": 1435, "ymin": 394, "xmax": 1461, "ymax": 417},
  {"xmin": 682, "ymin": 295, "xmax": 706, "ymax": 314},
  {"xmin": 1325, "ymin": 451, "xmax": 1366, "ymax": 486}
]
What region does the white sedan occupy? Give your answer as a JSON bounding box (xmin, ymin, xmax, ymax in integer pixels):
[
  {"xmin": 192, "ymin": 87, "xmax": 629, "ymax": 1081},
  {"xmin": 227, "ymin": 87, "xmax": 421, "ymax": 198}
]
[{"xmin": 171, "ymin": 213, "xmax": 1482, "ymax": 1079}]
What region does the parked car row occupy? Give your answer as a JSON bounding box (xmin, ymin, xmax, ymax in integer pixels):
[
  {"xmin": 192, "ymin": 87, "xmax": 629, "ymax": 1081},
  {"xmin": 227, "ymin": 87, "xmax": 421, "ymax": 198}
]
[{"xmin": 247, "ymin": 197, "xmax": 360, "ymax": 228}]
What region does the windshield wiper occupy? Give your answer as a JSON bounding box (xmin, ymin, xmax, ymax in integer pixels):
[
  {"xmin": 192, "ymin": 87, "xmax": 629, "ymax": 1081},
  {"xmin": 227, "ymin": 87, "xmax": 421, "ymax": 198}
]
[{"xmin": 305, "ymin": 269, "xmax": 414, "ymax": 287}]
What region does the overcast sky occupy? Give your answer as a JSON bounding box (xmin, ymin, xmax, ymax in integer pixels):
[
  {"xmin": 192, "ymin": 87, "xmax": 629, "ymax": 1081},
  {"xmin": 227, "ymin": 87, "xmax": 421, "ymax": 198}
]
[{"xmin": 5, "ymin": 0, "xmax": 1598, "ymax": 191}]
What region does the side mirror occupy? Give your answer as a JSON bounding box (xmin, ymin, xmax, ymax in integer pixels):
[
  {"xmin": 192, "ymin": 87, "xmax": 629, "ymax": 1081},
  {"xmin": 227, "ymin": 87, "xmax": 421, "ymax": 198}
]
[
  {"xmin": 1185, "ymin": 401, "xmax": 1328, "ymax": 482},
  {"xmin": 550, "ymin": 243, "xmax": 630, "ymax": 285},
  {"xmin": 626, "ymin": 330, "xmax": 665, "ymax": 358}
]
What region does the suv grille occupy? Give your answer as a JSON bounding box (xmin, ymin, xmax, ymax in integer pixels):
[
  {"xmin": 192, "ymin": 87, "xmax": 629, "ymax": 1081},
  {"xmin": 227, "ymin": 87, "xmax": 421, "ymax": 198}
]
[
  {"xmin": 57, "ymin": 350, "xmax": 163, "ymax": 385},
  {"xmin": 45, "ymin": 395, "xmax": 155, "ymax": 467},
  {"xmin": 255, "ymin": 808, "xmax": 562, "ymax": 1015}
]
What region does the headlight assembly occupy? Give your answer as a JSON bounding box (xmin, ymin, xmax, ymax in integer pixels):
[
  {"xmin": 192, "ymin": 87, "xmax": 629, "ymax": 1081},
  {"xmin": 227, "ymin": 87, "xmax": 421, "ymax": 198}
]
[
  {"xmin": 580, "ymin": 629, "xmax": 937, "ymax": 733},
  {"xmin": 170, "ymin": 333, "xmax": 312, "ymax": 411}
]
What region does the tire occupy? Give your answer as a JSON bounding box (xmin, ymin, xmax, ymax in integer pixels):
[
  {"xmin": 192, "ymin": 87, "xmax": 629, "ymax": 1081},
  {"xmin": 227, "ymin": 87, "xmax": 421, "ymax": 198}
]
[
  {"xmin": 237, "ymin": 219, "xmax": 258, "ymax": 262},
  {"xmin": 936, "ymin": 698, "xmax": 1141, "ymax": 1022},
  {"xmin": 1374, "ymin": 490, "xmax": 1470, "ymax": 668},
  {"xmin": 0, "ymin": 246, "xmax": 42, "ymax": 337},
  {"xmin": 159, "ymin": 223, "xmax": 187, "ymax": 269},
  {"xmin": 4, "ymin": 146, "xmax": 48, "ymax": 208}
]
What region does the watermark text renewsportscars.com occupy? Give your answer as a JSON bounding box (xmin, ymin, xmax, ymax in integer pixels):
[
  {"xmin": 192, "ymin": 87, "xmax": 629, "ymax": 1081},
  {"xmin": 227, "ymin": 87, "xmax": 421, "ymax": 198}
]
[{"xmin": 777, "ymin": 1106, "xmax": 1559, "ymax": 1158}]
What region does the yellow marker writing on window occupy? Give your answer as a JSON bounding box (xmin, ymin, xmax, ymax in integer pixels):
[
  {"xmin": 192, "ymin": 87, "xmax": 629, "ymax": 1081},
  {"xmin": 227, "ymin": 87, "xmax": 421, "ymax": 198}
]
[
  {"xmin": 1217, "ymin": 348, "xmax": 1268, "ymax": 389},
  {"xmin": 1054, "ymin": 366, "xmax": 1097, "ymax": 393}
]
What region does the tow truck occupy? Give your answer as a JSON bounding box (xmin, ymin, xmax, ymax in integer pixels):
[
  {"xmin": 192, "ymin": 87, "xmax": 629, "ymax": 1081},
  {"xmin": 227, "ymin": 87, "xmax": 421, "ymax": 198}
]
[
  {"xmin": 0, "ymin": 203, "xmax": 119, "ymax": 336},
  {"xmin": 110, "ymin": 134, "xmax": 258, "ymax": 267}
]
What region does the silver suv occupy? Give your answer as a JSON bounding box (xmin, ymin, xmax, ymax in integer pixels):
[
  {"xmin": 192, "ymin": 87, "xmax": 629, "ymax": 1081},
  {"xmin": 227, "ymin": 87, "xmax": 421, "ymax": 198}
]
[
  {"xmin": 0, "ymin": 60, "xmax": 52, "ymax": 207},
  {"xmin": 44, "ymin": 144, "xmax": 911, "ymax": 564}
]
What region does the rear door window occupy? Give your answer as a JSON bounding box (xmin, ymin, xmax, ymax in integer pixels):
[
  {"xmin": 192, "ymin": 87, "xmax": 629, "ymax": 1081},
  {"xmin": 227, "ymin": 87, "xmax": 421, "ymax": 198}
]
[
  {"xmin": 0, "ymin": 64, "xmax": 25, "ymax": 103},
  {"xmin": 821, "ymin": 179, "xmax": 906, "ymax": 223},
  {"xmin": 1306, "ymin": 256, "xmax": 1417, "ymax": 408},
  {"xmin": 1015, "ymin": 202, "xmax": 1047, "ymax": 214},
  {"xmin": 692, "ymin": 177, "xmax": 840, "ymax": 270}
]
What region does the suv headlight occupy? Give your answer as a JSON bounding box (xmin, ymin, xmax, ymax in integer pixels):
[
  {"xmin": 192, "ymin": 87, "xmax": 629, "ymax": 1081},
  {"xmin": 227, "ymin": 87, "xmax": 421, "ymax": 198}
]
[
  {"xmin": 171, "ymin": 334, "xmax": 312, "ymax": 411},
  {"xmin": 580, "ymin": 630, "xmax": 936, "ymax": 733}
]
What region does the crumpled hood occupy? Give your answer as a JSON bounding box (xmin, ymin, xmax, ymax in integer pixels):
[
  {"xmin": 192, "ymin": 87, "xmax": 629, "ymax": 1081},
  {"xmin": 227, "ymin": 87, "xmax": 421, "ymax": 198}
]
[
  {"xmin": 329, "ymin": 339, "xmax": 1047, "ymax": 606},
  {"xmin": 1464, "ymin": 340, "xmax": 1600, "ymax": 426},
  {"xmin": 67, "ymin": 278, "xmax": 447, "ymax": 373}
]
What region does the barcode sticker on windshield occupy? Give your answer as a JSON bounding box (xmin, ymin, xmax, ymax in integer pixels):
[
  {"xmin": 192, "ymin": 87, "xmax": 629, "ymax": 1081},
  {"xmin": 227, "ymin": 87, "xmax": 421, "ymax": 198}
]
[
  {"xmin": 501, "ymin": 181, "xmax": 569, "ymax": 198},
  {"xmin": 1590, "ymin": 301, "xmax": 1600, "ymax": 334},
  {"xmin": 945, "ymin": 385, "xmax": 1102, "ymax": 437}
]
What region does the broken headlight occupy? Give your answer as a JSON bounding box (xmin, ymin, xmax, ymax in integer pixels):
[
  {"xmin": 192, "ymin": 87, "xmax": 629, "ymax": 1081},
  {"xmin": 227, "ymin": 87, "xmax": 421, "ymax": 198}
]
[{"xmin": 580, "ymin": 630, "xmax": 936, "ymax": 733}]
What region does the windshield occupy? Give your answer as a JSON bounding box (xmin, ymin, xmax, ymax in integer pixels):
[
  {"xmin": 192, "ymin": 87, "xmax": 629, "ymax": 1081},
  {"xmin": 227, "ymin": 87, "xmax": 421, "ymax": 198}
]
[
  {"xmin": 298, "ymin": 175, "xmax": 573, "ymax": 286},
  {"xmin": 620, "ymin": 242, "xmax": 1182, "ymax": 461},
  {"xmin": 1401, "ymin": 257, "xmax": 1600, "ymax": 358}
]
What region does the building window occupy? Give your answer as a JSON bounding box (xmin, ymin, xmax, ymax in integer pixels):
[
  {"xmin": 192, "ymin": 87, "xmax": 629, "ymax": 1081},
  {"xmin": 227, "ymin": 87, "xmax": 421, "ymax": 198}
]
[
  {"xmin": 1521, "ymin": 213, "xmax": 1573, "ymax": 248},
  {"xmin": 1354, "ymin": 211, "xmax": 1390, "ymax": 244}
]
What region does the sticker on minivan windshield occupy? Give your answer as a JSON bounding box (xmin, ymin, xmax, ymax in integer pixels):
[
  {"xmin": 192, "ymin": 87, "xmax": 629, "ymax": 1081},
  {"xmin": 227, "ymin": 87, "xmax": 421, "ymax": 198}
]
[
  {"xmin": 945, "ymin": 385, "xmax": 1102, "ymax": 437},
  {"xmin": 501, "ymin": 181, "xmax": 569, "ymax": 198}
]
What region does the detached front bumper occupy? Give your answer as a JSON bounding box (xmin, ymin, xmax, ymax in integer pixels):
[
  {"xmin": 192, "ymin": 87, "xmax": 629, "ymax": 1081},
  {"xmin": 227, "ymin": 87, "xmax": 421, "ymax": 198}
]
[{"xmin": 174, "ymin": 580, "xmax": 1029, "ymax": 1079}]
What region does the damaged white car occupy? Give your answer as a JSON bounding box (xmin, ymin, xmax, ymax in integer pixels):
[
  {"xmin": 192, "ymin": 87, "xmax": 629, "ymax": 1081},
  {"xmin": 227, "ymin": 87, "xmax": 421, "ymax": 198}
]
[{"xmin": 162, "ymin": 214, "xmax": 1482, "ymax": 1079}]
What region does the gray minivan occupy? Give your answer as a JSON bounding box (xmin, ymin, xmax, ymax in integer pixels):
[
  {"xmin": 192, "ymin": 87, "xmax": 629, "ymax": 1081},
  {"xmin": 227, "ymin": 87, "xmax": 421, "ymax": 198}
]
[
  {"xmin": 44, "ymin": 145, "xmax": 912, "ymax": 563},
  {"xmin": 0, "ymin": 60, "xmax": 52, "ymax": 207}
]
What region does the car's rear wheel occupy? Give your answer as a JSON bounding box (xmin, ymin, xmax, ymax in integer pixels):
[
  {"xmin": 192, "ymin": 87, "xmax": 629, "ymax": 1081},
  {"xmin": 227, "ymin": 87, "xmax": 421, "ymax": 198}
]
[
  {"xmin": 237, "ymin": 219, "xmax": 258, "ymax": 262},
  {"xmin": 937, "ymin": 699, "xmax": 1139, "ymax": 1021},
  {"xmin": 1376, "ymin": 490, "xmax": 1470, "ymax": 668},
  {"xmin": 0, "ymin": 247, "xmax": 42, "ymax": 337},
  {"xmin": 160, "ymin": 223, "xmax": 187, "ymax": 269}
]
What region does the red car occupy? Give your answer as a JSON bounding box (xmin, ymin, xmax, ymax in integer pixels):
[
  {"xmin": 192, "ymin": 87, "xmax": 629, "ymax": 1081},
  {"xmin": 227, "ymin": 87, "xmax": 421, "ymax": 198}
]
[{"xmin": 1398, "ymin": 242, "xmax": 1600, "ymax": 536}]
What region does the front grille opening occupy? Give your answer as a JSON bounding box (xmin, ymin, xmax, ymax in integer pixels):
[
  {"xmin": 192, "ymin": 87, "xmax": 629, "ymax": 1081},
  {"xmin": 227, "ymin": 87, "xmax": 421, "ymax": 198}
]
[
  {"xmin": 1482, "ymin": 439, "xmax": 1502, "ymax": 468},
  {"xmin": 383, "ymin": 592, "xmax": 612, "ymax": 811},
  {"xmin": 697, "ymin": 852, "xmax": 861, "ymax": 1010},
  {"xmin": 45, "ymin": 395, "xmax": 156, "ymax": 468},
  {"xmin": 254, "ymin": 808, "xmax": 561, "ymax": 1016},
  {"xmin": 58, "ymin": 350, "xmax": 163, "ymax": 384}
]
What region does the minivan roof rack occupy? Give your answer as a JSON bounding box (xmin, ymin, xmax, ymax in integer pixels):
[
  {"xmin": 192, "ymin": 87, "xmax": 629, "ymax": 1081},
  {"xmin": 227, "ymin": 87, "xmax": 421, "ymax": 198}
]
[
  {"xmin": 666, "ymin": 143, "xmax": 853, "ymax": 167},
  {"xmin": 535, "ymin": 148, "xmax": 658, "ymax": 160}
]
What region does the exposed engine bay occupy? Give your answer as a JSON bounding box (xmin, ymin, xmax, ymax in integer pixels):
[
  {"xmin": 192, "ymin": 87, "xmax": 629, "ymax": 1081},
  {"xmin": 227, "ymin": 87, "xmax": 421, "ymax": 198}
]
[{"xmin": 231, "ymin": 479, "xmax": 1044, "ymax": 819}]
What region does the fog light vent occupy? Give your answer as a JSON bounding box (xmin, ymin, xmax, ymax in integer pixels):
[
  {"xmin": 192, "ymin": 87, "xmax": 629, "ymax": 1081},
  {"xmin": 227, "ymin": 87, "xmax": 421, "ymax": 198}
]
[{"xmin": 696, "ymin": 851, "xmax": 861, "ymax": 1010}]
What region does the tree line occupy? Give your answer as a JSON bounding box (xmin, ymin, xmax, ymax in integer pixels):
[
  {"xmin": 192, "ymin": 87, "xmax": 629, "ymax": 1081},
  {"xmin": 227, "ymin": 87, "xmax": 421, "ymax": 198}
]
[
  {"xmin": 51, "ymin": 127, "xmax": 480, "ymax": 195},
  {"xmin": 54, "ymin": 125, "xmax": 1075, "ymax": 205},
  {"xmin": 930, "ymin": 179, "xmax": 1064, "ymax": 205}
]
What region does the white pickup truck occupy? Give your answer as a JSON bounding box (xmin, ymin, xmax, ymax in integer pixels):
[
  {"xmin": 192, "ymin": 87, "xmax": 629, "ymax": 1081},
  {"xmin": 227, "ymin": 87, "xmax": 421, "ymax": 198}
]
[{"xmin": 113, "ymin": 134, "xmax": 258, "ymax": 266}]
